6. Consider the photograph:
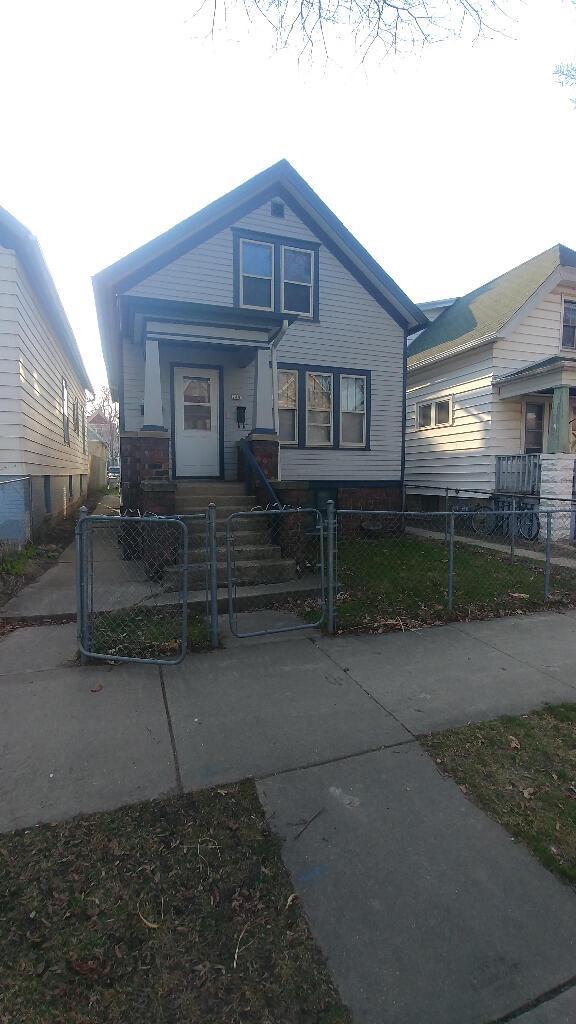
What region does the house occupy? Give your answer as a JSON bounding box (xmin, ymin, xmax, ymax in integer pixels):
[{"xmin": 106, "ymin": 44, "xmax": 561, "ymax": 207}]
[
  {"xmin": 93, "ymin": 160, "xmax": 426, "ymax": 519},
  {"xmin": 0, "ymin": 207, "xmax": 91, "ymax": 542},
  {"xmin": 405, "ymin": 245, "xmax": 576, "ymax": 536}
]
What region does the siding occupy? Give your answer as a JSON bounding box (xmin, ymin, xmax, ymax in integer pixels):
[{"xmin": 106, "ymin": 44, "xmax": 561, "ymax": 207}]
[
  {"xmin": 125, "ymin": 196, "xmax": 404, "ymax": 482},
  {"xmin": 405, "ymin": 346, "xmax": 496, "ymax": 494}
]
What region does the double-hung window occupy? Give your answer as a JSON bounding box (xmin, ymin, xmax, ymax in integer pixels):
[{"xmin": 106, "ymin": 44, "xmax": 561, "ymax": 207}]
[
  {"xmin": 282, "ymin": 246, "xmax": 313, "ymax": 317},
  {"xmin": 340, "ymin": 375, "xmax": 367, "ymax": 446},
  {"xmin": 307, "ymin": 372, "xmax": 333, "ymax": 446},
  {"xmin": 562, "ymin": 300, "xmax": 576, "ymax": 349},
  {"xmin": 62, "ymin": 379, "xmax": 70, "ymax": 444},
  {"xmin": 240, "ymin": 239, "xmax": 274, "ymax": 310},
  {"xmin": 278, "ymin": 369, "xmax": 298, "ymax": 444}
]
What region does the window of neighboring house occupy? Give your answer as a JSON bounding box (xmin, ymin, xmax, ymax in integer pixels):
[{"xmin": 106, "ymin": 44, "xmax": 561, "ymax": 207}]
[
  {"xmin": 306, "ymin": 372, "xmax": 333, "ymax": 446},
  {"xmin": 81, "ymin": 407, "xmax": 86, "ymax": 454},
  {"xmin": 340, "ymin": 374, "xmax": 367, "ymax": 447},
  {"xmin": 278, "ymin": 369, "xmax": 298, "ymax": 444},
  {"xmin": 240, "ymin": 239, "xmax": 274, "ymax": 310},
  {"xmin": 43, "ymin": 475, "xmax": 51, "ymax": 514},
  {"xmin": 282, "ymin": 246, "xmax": 313, "ymax": 317},
  {"xmin": 72, "ymin": 397, "xmax": 79, "ymax": 434},
  {"xmin": 562, "ymin": 300, "xmax": 576, "ymax": 349},
  {"xmin": 417, "ymin": 397, "xmax": 452, "ymax": 429},
  {"xmin": 62, "ymin": 379, "xmax": 70, "ymax": 444},
  {"xmin": 68, "ymin": 475, "xmax": 73, "ymax": 500},
  {"xmin": 524, "ymin": 401, "xmax": 545, "ymax": 453}
]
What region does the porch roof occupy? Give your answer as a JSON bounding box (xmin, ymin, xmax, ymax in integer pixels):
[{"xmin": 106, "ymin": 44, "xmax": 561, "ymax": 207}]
[
  {"xmin": 120, "ymin": 295, "xmax": 296, "ymax": 347},
  {"xmin": 494, "ymin": 354, "xmax": 576, "ymax": 399}
]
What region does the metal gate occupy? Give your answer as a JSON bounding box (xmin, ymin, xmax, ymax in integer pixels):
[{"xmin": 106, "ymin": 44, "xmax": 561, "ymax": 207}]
[
  {"xmin": 76, "ymin": 512, "xmax": 189, "ymax": 664},
  {"xmin": 225, "ymin": 507, "xmax": 327, "ymax": 638}
]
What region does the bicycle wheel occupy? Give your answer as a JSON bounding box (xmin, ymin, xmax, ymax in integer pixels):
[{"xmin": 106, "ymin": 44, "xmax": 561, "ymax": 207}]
[
  {"xmin": 517, "ymin": 509, "xmax": 540, "ymax": 542},
  {"xmin": 471, "ymin": 504, "xmax": 497, "ymax": 537}
]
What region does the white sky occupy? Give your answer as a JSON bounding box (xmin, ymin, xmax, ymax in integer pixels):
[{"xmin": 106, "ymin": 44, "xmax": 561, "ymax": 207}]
[{"xmin": 2, "ymin": 0, "xmax": 576, "ymax": 394}]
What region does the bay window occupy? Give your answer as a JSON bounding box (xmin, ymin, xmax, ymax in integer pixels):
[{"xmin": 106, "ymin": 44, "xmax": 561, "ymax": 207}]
[
  {"xmin": 340, "ymin": 375, "xmax": 366, "ymax": 446},
  {"xmin": 240, "ymin": 239, "xmax": 274, "ymax": 310},
  {"xmin": 307, "ymin": 372, "xmax": 333, "ymax": 446},
  {"xmin": 278, "ymin": 369, "xmax": 298, "ymax": 443}
]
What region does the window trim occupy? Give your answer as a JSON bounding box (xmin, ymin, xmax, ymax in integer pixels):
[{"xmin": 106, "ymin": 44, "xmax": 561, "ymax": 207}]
[
  {"xmin": 340, "ymin": 373, "xmax": 367, "ymax": 448},
  {"xmin": 239, "ymin": 238, "xmax": 274, "ymax": 312},
  {"xmin": 278, "ymin": 368, "xmax": 299, "ymax": 446},
  {"xmin": 416, "ymin": 396, "xmax": 453, "ymax": 430},
  {"xmin": 233, "ymin": 229, "xmax": 320, "ymax": 321},
  {"xmin": 278, "ymin": 362, "xmax": 371, "ymax": 450},
  {"xmin": 561, "ymin": 296, "xmax": 576, "ymax": 351},
  {"xmin": 521, "ymin": 397, "xmax": 550, "ymax": 455},
  {"xmin": 281, "ymin": 245, "xmax": 314, "ymax": 318},
  {"xmin": 306, "ymin": 371, "xmax": 334, "ymax": 447}
]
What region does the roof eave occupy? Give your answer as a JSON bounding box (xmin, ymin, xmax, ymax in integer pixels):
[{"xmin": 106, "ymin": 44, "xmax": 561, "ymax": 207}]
[{"xmin": 408, "ymin": 333, "xmax": 498, "ymax": 371}]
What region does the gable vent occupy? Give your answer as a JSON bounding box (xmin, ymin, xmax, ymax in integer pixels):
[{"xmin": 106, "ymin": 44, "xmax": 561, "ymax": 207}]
[{"xmin": 271, "ymin": 200, "xmax": 285, "ymax": 219}]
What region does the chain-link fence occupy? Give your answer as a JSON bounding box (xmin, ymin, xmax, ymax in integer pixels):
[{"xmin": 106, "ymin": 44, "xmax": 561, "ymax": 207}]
[
  {"xmin": 332, "ymin": 508, "xmax": 576, "ymax": 634},
  {"xmin": 76, "ymin": 512, "xmax": 191, "ymax": 663},
  {"xmin": 225, "ymin": 507, "xmax": 325, "ymax": 637}
]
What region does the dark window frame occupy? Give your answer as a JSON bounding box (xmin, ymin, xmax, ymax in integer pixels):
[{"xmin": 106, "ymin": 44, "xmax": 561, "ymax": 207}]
[
  {"xmin": 278, "ymin": 362, "xmax": 371, "ymax": 451},
  {"xmin": 562, "ymin": 299, "xmax": 576, "ymax": 350},
  {"xmin": 233, "ymin": 229, "xmax": 320, "ymax": 321},
  {"xmin": 62, "ymin": 378, "xmax": 70, "ymax": 445}
]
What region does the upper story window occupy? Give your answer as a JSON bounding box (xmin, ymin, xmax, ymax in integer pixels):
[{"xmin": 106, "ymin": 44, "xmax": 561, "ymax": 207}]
[
  {"xmin": 282, "ymin": 246, "xmax": 313, "ymax": 317},
  {"xmin": 240, "ymin": 239, "xmax": 274, "ymax": 310},
  {"xmin": 562, "ymin": 300, "xmax": 576, "ymax": 349},
  {"xmin": 417, "ymin": 397, "xmax": 452, "ymax": 429},
  {"xmin": 62, "ymin": 379, "xmax": 70, "ymax": 445},
  {"xmin": 235, "ymin": 230, "xmax": 319, "ymax": 319}
]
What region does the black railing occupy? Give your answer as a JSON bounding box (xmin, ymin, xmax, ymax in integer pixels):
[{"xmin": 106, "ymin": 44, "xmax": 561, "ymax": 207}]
[{"xmin": 238, "ymin": 438, "xmax": 280, "ymax": 508}]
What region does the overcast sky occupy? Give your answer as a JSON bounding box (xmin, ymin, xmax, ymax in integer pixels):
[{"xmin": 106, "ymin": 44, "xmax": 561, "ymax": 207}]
[{"xmin": 3, "ymin": 0, "xmax": 576, "ymax": 394}]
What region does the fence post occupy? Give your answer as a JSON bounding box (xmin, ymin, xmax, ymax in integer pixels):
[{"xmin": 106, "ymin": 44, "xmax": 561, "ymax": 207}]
[
  {"xmin": 207, "ymin": 503, "xmax": 219, "ymax": 649},
  {"xmin": 326, "ymin": 499, "xmax": 336, "ymax": 635},
  {"xmin": 510, "ymin": 496, "xmax": 516, "ymax": 563},
  {"xmin": 444, "ymin": 487, "xmax": 449, "ymax": 543},
  {"xmin": 544, "ymin": 511, "xmax": 552, "ymax": 602},
  {"xmin": 76, "ymin": 506, "xmax": 88, "ymax": 665},
  {"xmin": 447, "ymin": 512, "xmax": 455, "ymax": 612}
]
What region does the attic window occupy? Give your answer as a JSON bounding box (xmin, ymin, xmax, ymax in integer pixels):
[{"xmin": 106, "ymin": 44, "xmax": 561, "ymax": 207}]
[
  {"xmin": 562, "ymin": 300, "xmax": 576, "ymax": 349},
  {"xmin": 271, "ymin": 200, "xmax": 285, "ymax": 219}
]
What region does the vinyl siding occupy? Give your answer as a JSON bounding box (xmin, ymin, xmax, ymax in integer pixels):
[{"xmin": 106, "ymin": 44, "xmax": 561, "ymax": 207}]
[
  {"xmin": 0, "ymin": 243, "xmax": 88, "ymax": 477},
  {"xmin": 405, "ymin": 346, "xmax": 496, "ymax": 494},
  {"xmin": 125, "ymin": 196, "xmax": 404, "ymax": 481}
]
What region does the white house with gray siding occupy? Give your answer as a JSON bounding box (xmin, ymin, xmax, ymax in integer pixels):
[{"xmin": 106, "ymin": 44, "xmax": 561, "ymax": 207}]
[
  {"xmin": 406, "ymin": 245, "xmax": 576, "ymax": 534},
  {"xmin": 0, "ymin": 207, "xmax": 91, "ymax": 542},
  {"xmin": 94, "ymin": 161, "xmax": 426, "ymax": 520}
]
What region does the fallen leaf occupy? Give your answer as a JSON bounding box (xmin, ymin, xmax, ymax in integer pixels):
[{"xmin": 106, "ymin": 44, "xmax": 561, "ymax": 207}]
[
  {"xmin": 508, "ymin": 592, "xmax": 529, "ymax": 600},
  {"xmin": 522, "ymin": 788, "xmax": 534, "ymax": 799},
  {"xmin": 90, "ymin": 684, "xmax": 103, "ymax": 694},
  {"xmin": 509, "ymin": 736, "xmax": 521, "ymax": 750},
  {"xmin": 285, "ymin": 893, "xmax": 298, "ymax": 910}
]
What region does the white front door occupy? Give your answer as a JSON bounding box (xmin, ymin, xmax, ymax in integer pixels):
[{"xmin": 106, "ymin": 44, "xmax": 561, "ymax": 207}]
[{"xmin": 173, "ymin": 366, "xmax": 220, "ymax": 477}]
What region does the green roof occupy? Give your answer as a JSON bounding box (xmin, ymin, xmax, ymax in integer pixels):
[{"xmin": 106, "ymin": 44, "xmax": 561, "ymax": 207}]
[{"xmin": 408, "ymin": 244, "xmax": 576, "ymax": 363}]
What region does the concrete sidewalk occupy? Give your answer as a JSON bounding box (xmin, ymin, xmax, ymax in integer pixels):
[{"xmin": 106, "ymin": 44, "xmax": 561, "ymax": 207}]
[{"xmin": 2, "ymin": 611, "xmax": 576, "ymax": 1022}]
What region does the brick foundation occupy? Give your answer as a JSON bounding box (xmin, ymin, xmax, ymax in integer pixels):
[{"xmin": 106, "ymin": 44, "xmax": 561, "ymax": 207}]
[
  {"xmin": 337, "ymin": 485, "xmax": 402, "ymax": 510},
  {"xmin": 120, "ymin": 432, "xmax": 175, "ymax": 515}
]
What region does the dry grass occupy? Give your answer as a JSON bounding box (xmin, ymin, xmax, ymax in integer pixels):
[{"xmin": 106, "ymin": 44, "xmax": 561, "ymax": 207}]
[{"xmin": 0, "ymin": 782, "xmax": 350, "ymax": 1024}]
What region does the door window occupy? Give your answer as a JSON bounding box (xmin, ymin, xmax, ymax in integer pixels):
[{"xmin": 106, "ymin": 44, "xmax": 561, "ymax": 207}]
[
  {"xmin": 525, "ymin": 402, "xmax": 544, "ymax": 453},
  {"xmin": 183, "ymin": 377, "xmax": 212, "ymax": 431}
]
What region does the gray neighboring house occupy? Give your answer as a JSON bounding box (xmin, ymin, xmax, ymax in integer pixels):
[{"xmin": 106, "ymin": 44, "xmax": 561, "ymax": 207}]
[
  {"xmin": 93, "ymin": 160, "xmax": 426, "ymax": 516},
  {"xmin": 0, "ymin": 207, "xmax": 92, "ymax": 543},
  {"xmin": 406, "ymin": 245, "xmax": 576, "ymax": 536}
]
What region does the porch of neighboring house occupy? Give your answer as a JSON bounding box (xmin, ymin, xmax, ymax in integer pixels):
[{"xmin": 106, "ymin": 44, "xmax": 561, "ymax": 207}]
[{"xmin": 494, "ymin": 356, "xmax": 576, "ymax": 540}]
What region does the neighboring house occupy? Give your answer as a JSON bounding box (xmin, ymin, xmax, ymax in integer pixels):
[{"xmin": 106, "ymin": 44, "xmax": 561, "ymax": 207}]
[
  {"xmin": 87, "ymin": 428, "xmax": 108, "ymax": 492},
  {"xmin": 93, "ymin": 160, "xmax": 426, "ymax": 518},
  {"xmin": 0, "ymin": 207, "xmax": 91, "ymax": 542},
  {"xmin": 405, "ymin": 245, "xmax": 576, "ymax": 534}
]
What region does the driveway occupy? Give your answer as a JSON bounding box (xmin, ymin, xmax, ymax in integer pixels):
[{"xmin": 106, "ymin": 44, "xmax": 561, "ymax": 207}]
[{"xmin": 1, "ymin": 611, "xmax": 576, "ymax": 1022}]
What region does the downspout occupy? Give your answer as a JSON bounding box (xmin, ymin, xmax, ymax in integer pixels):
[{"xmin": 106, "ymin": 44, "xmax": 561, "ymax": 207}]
[{"xmin": 270, "ymin": 319, "xmax": 289, "ymax": 482}]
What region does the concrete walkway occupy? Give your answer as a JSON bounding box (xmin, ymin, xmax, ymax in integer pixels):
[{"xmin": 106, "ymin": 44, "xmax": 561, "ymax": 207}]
[{"xmin": 2, "ymin": 611, "xmax": 576, "ymax": 1022}]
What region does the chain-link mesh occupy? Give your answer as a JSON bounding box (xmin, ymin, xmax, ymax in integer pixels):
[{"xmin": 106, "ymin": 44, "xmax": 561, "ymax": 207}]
[
  {"xmin": 225, "ymin": 508, "xmax": 325, "ymax": 637},
  {"xmin": 335, "ymin": 508, "xmax": 576, "ymax": 633},
  {"xmin": 77, "ymin": 514, "xmax": 191, "ymax": 663}
]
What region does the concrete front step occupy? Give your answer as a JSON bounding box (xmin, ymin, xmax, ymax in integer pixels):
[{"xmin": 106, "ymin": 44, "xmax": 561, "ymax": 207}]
[
  {"xmin": 182, "ymin": 512, "xmax": 274, "ymax": 530},
  {"xmin": 165, "ymin": 558, "xmax": 297, "ymax": 587},
  {"xmin": 175, "ymin": 495, "xmax": 257, "ymax": 511},
  {"xmin": 188, "ymin": 544, "xmax": 282, "ymax": 562},
  {"xmin": 184, "ymin": 526, "xmax": 273, "ymax": 547},
  {"xmin": 175, "ymin": 481, "xmax": 247, "ymax": 496}
]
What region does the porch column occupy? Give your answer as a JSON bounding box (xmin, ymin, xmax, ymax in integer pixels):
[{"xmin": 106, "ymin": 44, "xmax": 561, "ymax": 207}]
[
  {"xmin": 143, "ymin": 337, "xmax": 164, "ymax": 430},
  {"xmin": 547, "ymin": 386, "xmax": 571, "ymax": 454},
  {"xmin": 252, "ymin": 348, "xmax": 276, "ymax": 435}
]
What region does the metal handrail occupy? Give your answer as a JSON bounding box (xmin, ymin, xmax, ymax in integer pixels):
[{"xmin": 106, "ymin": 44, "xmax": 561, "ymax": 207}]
[{"xmin": 238, "ymin": 437, "xmax": 280, "ymax": 508}]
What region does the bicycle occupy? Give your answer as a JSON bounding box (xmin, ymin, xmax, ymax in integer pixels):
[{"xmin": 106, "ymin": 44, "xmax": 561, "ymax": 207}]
[{"xmin": 470, "ymin": 496, "xmax": 540, "ymax": 542}]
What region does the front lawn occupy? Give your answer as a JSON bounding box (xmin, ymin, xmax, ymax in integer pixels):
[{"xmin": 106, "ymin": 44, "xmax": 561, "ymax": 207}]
[
  {"xmin": 0, "ymin": 782, "xmax": 350, "ymax": 1024},
  {"xmin": 336, "ymin": 534, "xmax": 576, "ymax": 633},
  {"xmin": 89, "ymin": 606, "xmax": 211, "ymax": 659},
  {"xmin": 423, "ymin": 704, "xmax": 576, "ymax": 889}
]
